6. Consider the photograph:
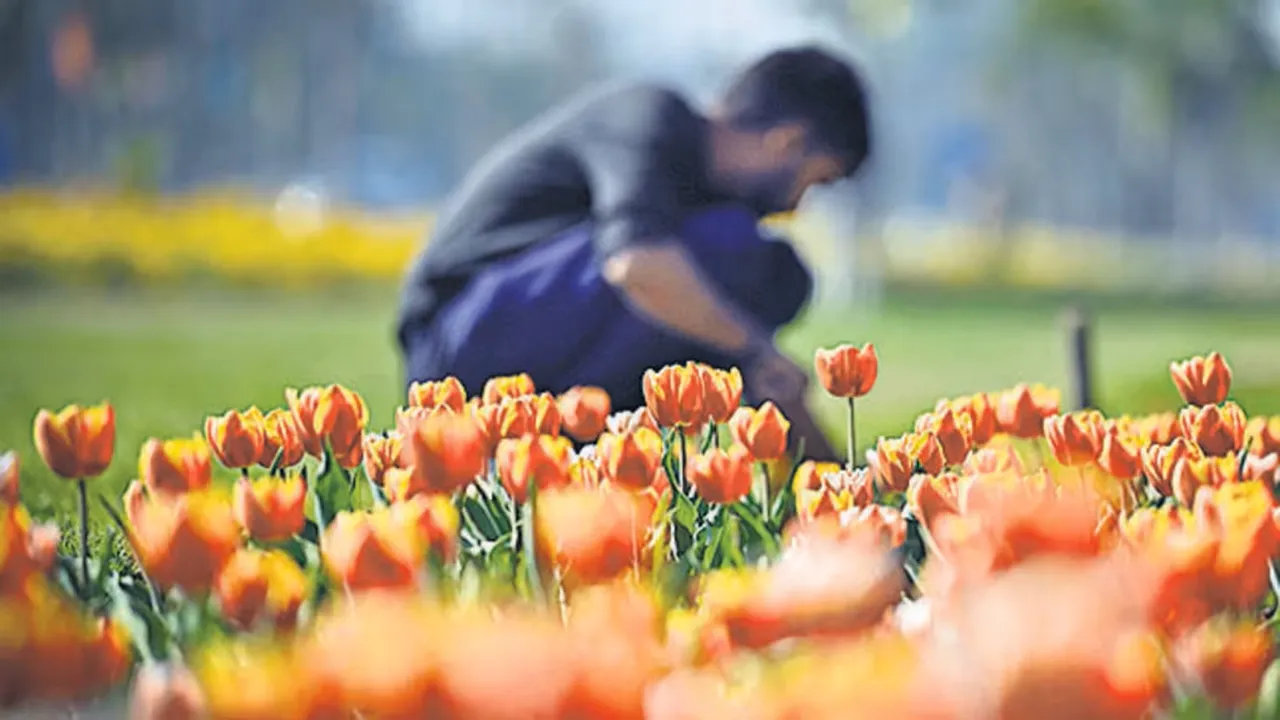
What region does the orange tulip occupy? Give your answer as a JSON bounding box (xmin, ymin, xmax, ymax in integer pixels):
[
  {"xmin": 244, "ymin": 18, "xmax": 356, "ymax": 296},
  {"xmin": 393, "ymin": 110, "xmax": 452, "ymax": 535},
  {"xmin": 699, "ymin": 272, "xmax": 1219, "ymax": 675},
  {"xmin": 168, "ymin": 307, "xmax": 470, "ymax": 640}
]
[
  {"xmin": 496, "ymin": 392, "xmax": 563, "ymax": 439},
  {"xmin": 1043, "ymin": 411, "xmax": 1106, "ymax": 466},
  {"xmin": 916, "ymin": 408, "xmax": 973, "ymax": 466},
  {"xmin": 1097, "ymin": 426, "xmax": 1141, "ymax": 481},
  {"xmin": 361, "ymin": 432, "xmax": 404, "ymax": 486},
  {"xmin": 258, "ymin": 408, "xmax": 305, "ymax": 469},
  {"xmin": 204, "ymin": 407, "xmax": 267, "ymax": 470},
  {"xmin": 1140, "ymin": 438, "xmax": 1202, "ymax": 498},
  {"xmin": 728, "ymin": 402, "xmax": 791, "ymax": 461},
  {"xmin": 907, "ymin": 473, "xmax": 961, "ymax": 533},
  {"xmin": 569, "ymin": 455, "xmax": 603, "ymax": 488},
  {"xmin": 962, "ymin": 444, "xmax": 1025, "ymax": 476},
  {"xmin": 1171, "ymin": 454, "xmax": 1239, "ymax": 507},
  {"xmin": 284, "ymin": 386, "xmax": 324, "ymax": 457},
  {"xmin": 482, "ymin": 373, "xmax": 536, "ymax": 405},
  {"xmin": 687, "ymin": 445, "xmax": 754, "ymax": 504},
  {"xmin": 408, "ymin": 376, "xmax": 467, "ymax": 412},
  {"xmin": 536, "ymin": 486, "xmax": 657, "ymax": 589},
  {"xmin": 1246, "ymin": 416, "xmax": 1280, "ymax": 458},
  {"xmin": 940, "ymin": 393, "xmax": 998, "ymax": 447},
  {"xmin": 396, "ymin": 493, "xmax": 461, "ymax": 562},
  {"xmin": 215, "ymin": 548, "xmax": 308, "ymax": 632},
  {"xmin": 597, "ymin": 428, "xmax": 664, "ymax": 491},
  {"xmin": 1193, "ymin": 481, "xmax": 1278, "ymax": 611},
  {"xmin": 1177, "ymin": 619, "xmax": 1272, "ymax": 711},
  {"xmin": 322, "ymin": 508, "xmax": 423, "ymax": 591},
  {"xmin": 32, "ymin": 402, "xmax": 115, "ymax": 479},
  {"xmin": 813, "ymin": 343, "xmax": 878, "ymax": 398},
  {"xmin": 1170, "ymin": 352, "xmax": 1232, "ymax": 406},
  {"xmin": 994, "ymin": 384, "xmax": 1060, "ymax": 439},
  {"xmin": 190, "ymin": 639, "xmax": 318, "ymax": 720},
  {"xmin": 697, "ymin": 365, "xmax": 744, "ymax": 425},
  {"xmin": 0, "ymin": 451, "xmax": 19, "ymax": 505},
  {"xmin": 796, "ymin": 467, "xmax": 874, "ymax": 520},
  {"xmin": 125, "ymin": 483, "xmax": 240, "ymax": 594},
  {"xmin": 907, "ymin": 432, "xmax": 946, "ymax": 476},
  {"xmin": 0, "ymin": 503, "xmax": 59, "ymax": 593},
  {"xmin": 1243, "ymin": 452, "xmax": 1279, "ymax": 484},
  {"xmin": 1135, "ymin": 411, "xmax": 1180, "ymax": 445},
  {"xmin": 1179, "ymin": 402, "xmax": 1246, "ymax": 457},
  {"xmin": 314, "ymin": 384, "xmax": 369, "ymax": 468},
  {"xmin": 558, "ymin": 386, "xmax": 612, "ymax": 443},
  {"xmin": 138, "ymin": 435, "xmax": 211, "ymax": 495},
  {"xmin": 129, "ymin": 663, "xmax": 208, "ymax": 720},
  {"xmin": 643, "ymin": 363, "xmax": 707, "ymax": 429},
  {"xmin": 496, "ymin": 434, "xmax": 575, "ymax": 504},
  {"xmin": 233, "ymin": 473, "xmax": 307, "ymax": 543},
  {"xmin": 872, "ymin": 436, "xmax": 914, "ymax": 493},
  {"xmin": 606, "ymin": 408, "xmax": 660, "ymax": 435},
  {"xmin": 397, "ymin": 408, "xmax": 487, "ymax": 495}
]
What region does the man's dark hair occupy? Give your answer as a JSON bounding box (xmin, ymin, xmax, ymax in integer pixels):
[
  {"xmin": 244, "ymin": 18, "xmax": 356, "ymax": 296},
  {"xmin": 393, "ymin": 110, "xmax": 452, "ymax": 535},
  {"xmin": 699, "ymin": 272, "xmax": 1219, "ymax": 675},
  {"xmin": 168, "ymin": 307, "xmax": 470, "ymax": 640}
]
[{"xmin": 718, "ymin": 45, "xmax": 872, "ymax": 176}]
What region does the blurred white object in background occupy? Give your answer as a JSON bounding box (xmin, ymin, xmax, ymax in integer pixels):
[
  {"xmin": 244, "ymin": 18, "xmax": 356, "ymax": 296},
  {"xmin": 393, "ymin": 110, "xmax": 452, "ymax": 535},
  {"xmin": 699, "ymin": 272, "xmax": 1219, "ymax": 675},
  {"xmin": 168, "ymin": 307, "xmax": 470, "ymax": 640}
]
[{"xmin": 274, "ymin": 180, "xmax": 329, "ymax": 241}]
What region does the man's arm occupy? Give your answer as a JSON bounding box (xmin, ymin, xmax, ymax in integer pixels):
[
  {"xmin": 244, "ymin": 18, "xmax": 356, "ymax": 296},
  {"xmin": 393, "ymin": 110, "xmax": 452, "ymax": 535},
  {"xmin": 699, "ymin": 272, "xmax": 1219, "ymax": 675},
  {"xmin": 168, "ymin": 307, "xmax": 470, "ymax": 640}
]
[{"xmin": 605, "ymin": 244, "xmax": 839, "ymax": 463}]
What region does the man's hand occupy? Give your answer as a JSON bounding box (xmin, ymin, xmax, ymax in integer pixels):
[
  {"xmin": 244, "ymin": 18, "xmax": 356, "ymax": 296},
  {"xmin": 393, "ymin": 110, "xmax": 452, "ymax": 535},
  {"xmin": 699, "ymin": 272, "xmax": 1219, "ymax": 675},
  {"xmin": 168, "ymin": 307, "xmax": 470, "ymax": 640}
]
[{"xmin": 741, "ymin": 338, "xmax": 809, "ymax": 406}]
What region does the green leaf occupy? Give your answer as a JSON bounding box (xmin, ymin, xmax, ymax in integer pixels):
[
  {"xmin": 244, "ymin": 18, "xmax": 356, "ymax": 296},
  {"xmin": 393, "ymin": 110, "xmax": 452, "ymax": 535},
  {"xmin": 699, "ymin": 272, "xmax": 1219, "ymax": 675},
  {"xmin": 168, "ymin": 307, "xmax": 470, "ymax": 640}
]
[
  {"xmin": 1255, "ymin": 659, "xmax": 1280, "ymax": 720},
  {"xmin": 108, "ymin": 578, "xmax": 173, "ymax": 663},
  {"xmin": 521, "ymin": 482, "xmax": 546, "ymax": 605},
  {"xmin": 730, "ymin": 502, "xmax": 780, "ymax": 559}
]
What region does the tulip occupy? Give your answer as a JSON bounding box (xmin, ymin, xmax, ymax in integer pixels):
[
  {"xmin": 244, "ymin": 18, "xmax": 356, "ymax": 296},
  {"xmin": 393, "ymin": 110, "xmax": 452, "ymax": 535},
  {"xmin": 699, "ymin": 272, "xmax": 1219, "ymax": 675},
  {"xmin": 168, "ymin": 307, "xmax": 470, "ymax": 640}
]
[
  {"xmin": 728, "ymin": 402, "xmax": 790, "ymax": 461},
  {"xmin": 1179, "ymin": 402, "xmax": 1246, "ymax": 457},
  {"xmin": 482, "ymin": 373, "xmax": 536, "ymax": 405},
  {"xmin": 907, "ymin": 432, "xmax": 946, "ymax": 476},
  {"xmin": 1170, "ymin": 351, "xmax": 1232, "ymax": 406},
  {"xmin": 872, "ymin": 436, "xmax": 914, "ymax": 494},
  {"xmin": 0, "ymin": 451, "xmax": 18, "ymax": 505},
  {"xmin": 697, "ymin": 365, "xmax": 744, "ymax": 425},
  {"xmin": 1096, "ymin": 426, "xmax": 1141, "ymax": 481},
  {"xmin": 596, "ymin": 428, "xmax": 664, "ymax": 491},
  {"xmin": 191, "ymin": 639, "xmax": 318, "ymax": 720},
  {"xmin": 1245, "ymin": 415, "xmax": 1280, "ymax": 458},
  {"xmin": 215, "ymin": 548, "xmax": 308, "ymax": 631},
  {"xmin": 496, "ymin": 434, "xmax": 575, "ymax": 504},
  {"xmin": 258, "ymin": 408, "xmax": 305, "ymax": 469},
  {"xmin": 939, "ymin": 393, "xmax": 998, "ymax": 447},
  {"xmin": 642, "ymin": 363, "xmax": 708, "ymax": 431},
  {"xmin": 314, "ymin": 384, "xmax": 369, "ymax": 468},
  {"xmin": 322, "ymin": 508, "xmax": 423, "ymax": 591},
  {"xmin": 1141, "ymin": 438, "xmax": 1202, "ymax": 499},
  {"xmin": 233, "ymin": 473, "xmax": 307, "ymax": 542},
  {"xmin": 396, "ymin": 493, "xmax": 461, "ymax": 562},
  {"xmin": 558, "ymin": 386, "xmax": 612, "ymax": 443},
  {"xmin": 0, "ymin": 503, "xmax": 59, "ymax": 593},
  {"xmin": 495, "ymin": 392, "xmax": 562, "ymax": 439},
  {"xmin": 536, "ymin": 486, "xmax": 657, "ymax": 590},
  {"xmin": 397, "ymin": 409, "xmax": 487, "ymax": 495},
  {"xmin": 687, "ymin": 445, "xmax": 754, "ymax": 505},
  {"xmin": 361, "ymin": 431, "xmax": 404, "ymax": 486},
  {"xmin": 813, "ymin": 343, "xmax": 878, "ymax": 399},
  {"xmin": 1176, "ymin": 619, "xmax": 1272, "ymax": 710},
  {"xmin": 204, "ymin": 407, "xmax": 267, "ymax": 470},
  {"xmin": 994, "ymin": 384, "xmax": 1060, "ymax": 439},
  {"xmin": 907, "ymin": 473, "xmax": 961, "ymax": 534},
  {"xmin": 408, "ymin": 375, "xmax": 467, "ymax": 412},
  {"xmin": 916, "ymin": 408, "xmax": 973, "ymax": 466},
  {"xmin": 285, "ymin": 386, "xmax": 324, "ymax": 457},
  {"xmin": 606, "ymin": 408, "xmax": 660, "ymax": 435},
  {"xmin": 33, "ymin": 401, "xmax": 115, "ymax": 594},
  {"xmin": 962, "ymin": 444, "xmax": 1025, "ymax": 476},
  {"xmin": 1043, "ymin": 411, "xmax": 1106, "ymax": 467},
  {"xmin": 125, "ymin": 483, "xmax": 240, "ymax": 594},
  {"xmin": 139, "ymin": 434, "xmax": 212, "ymax": 495},
  {"xmin": 32, "ymin": 402, "xmax": 115, "ymax": 480}
]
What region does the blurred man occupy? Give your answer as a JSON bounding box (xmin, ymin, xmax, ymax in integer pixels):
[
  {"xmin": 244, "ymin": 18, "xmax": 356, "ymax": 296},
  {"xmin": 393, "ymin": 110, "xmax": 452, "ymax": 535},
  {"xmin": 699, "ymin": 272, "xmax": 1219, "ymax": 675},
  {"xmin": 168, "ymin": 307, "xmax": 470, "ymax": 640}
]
[{"xmin": 398, "ymin": 46, "xmax": 873, "ymax": 460}]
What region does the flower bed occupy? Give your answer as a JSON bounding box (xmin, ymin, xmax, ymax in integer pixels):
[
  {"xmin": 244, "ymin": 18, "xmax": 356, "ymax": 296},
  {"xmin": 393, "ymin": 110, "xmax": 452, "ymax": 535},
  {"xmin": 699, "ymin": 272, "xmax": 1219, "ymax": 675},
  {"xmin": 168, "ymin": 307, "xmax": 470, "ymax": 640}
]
[{"xmin": 3, "ymin": 347, "xmax": 1279, "ymax": 718}]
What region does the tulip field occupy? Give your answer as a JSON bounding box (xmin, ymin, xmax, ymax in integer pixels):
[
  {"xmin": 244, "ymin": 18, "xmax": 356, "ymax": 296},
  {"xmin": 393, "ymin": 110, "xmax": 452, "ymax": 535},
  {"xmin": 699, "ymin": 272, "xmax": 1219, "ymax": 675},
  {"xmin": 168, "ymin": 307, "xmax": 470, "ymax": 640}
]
[{"xmin": 7, "ymin": 285, "xmax": 1280, "ymax": 718}]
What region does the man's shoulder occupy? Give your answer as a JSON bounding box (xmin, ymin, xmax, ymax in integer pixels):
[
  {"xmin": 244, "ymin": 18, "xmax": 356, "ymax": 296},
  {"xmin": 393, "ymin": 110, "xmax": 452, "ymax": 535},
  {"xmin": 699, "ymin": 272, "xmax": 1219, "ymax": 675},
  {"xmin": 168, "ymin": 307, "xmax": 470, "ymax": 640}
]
[{"xmin": 562, "ymin": 81, "xmax": 700, "ymax": 138}]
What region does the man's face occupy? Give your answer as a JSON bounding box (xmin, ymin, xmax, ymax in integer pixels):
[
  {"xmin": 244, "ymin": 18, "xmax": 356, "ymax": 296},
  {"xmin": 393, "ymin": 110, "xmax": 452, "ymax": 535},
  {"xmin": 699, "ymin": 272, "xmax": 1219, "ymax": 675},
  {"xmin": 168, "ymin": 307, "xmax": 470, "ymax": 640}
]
[{"xmin": 736, "ymin": 124, "xmax": 850, "ymax": 216}]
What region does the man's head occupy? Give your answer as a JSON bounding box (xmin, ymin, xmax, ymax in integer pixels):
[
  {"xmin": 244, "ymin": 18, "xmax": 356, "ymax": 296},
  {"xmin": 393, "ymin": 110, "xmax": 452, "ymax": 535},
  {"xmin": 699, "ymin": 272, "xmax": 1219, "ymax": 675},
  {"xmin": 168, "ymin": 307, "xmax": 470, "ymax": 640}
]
[{"xmin": 709, "ymin": 45, "xmax": 872, "ymax": 216}]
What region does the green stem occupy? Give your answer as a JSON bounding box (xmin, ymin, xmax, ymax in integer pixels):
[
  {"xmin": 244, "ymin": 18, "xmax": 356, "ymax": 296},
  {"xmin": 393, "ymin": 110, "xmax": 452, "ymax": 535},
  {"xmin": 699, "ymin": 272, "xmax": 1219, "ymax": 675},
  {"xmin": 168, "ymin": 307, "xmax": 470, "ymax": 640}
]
[
  {"xmin": 759, "ymin": 462, "xmax": 771, "ymax": 524},
  {"xmin": 679, "ymin": 431, "xmax": 689, "ymax": 496},
  {"xmin": 846, "ymin": 397, "xmax": 858, "ymax": 471},
  {"xmin": 77, "ymin": 478, "xmax": 90, "ymax": 597}
]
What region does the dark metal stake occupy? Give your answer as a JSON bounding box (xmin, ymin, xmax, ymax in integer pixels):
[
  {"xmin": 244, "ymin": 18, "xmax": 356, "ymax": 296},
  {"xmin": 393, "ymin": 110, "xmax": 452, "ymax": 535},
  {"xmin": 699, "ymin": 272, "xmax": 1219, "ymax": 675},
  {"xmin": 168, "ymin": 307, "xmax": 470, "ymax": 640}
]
[{"xmin": 1064, "ymin": 305, "xmax": 1095, "ymax": 412}]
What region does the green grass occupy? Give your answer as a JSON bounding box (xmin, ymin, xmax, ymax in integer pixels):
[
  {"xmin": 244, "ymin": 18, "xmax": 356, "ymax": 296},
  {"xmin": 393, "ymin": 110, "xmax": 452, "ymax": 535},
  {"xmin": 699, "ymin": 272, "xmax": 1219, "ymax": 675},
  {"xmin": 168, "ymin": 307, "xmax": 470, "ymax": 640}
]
[{"xmin": 4, "ymin": 287, "xmax": 1280, "ymax": 522}]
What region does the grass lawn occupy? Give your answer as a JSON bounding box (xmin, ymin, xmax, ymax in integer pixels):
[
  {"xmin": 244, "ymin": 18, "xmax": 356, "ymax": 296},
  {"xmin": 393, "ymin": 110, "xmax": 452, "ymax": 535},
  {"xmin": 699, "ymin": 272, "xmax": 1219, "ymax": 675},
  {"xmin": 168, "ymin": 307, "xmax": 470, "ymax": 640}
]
[{"xmin": 4, "ymin": 287, "xmax": 1280, "ymax": 522}]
